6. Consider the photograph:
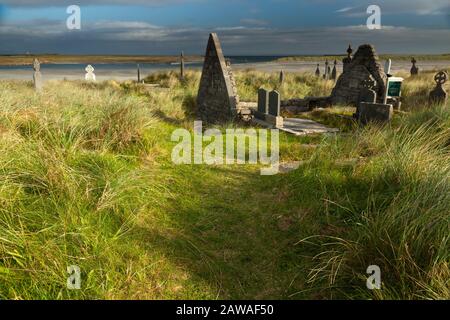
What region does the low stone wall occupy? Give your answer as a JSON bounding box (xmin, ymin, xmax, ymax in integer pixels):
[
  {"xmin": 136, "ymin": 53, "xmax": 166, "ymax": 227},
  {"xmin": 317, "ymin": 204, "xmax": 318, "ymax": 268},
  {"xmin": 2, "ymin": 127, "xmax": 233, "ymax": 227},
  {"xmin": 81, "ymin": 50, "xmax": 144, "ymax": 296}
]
[{"xmin": 281, "ymin": 96, "xmax": 332, "ymax": 114}]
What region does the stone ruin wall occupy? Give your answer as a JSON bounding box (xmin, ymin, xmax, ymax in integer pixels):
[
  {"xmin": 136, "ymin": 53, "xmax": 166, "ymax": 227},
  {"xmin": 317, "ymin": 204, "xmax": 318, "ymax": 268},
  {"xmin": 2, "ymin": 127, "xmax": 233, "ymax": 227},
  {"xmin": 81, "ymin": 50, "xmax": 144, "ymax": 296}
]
[
  {"xmin": 331, "ymin": 44, "xmax": 388, "ymax": 106},
  {"xmin": 197, "ymin": 33, "xmax": 238, "ymax": 124}
]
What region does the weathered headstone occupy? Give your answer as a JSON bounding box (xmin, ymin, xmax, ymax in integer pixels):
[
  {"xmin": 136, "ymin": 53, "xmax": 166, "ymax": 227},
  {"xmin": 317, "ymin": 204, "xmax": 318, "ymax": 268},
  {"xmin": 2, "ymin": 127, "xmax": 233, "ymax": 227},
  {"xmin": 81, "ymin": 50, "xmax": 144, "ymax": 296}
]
[
  {"xmin": 279, "ymin": 70, "xmax": 285, "ymax": 86},
  {"xmin": 137, "ymin": 64, "xmax": 141, "ymax": 83},
  {"xmin": 323, "ymin": 60, "xmax": 329, "ymax": 80},
  {"xmin": 267, "ymin": 90, "xmax": 283, "ymax": 127},
  {"xmin": 257, "ymin": 88, "xmax": 269, "ymax": 117},
  {"xmin": 269, "ymin": 90, "xmax": 281, "ymax": 116},
  {"xmin": 180, "ymin": 51, "xmax": 185, "ymax": 80},
  {"xmin": 410, "ymin": 57, "xmax": 419, "ymax": 76},
  {"xmin": 384, "ymin": 59, "xmax": 392, "ymax": 75},
  {"xmin": 358, "ymin": 78, "xmax": 377, "ymax": 104},
  {"xmin": 342, "ymin": 44, "xmax": 353, "ymax": 74},
  {"xmin": 429, "ymin": 71, "xmax": 448, "ymax": 105},
  {"xmin": 355, "ymin": 78, "xmax": 377, "ymax": 119},
  {"xmin": 197, "ymin": 33, "xmax": 239, "ymax": 124},
  {"xmin": 331, "ymin": 44, "xmax": 388, "ymax": 106},
  {"xmin": 331, "ymin": 60, "xmax": 337, "ymax": 81},
  {"xmin": 85, "ymin": 65, "xmax": 96, "ymax": 81},
  {"xmin": 315, "ymin": 64, "xmax": 320, "ymax": 77},
  {"xmin": 32, "ymin": 58, "xmax": 43, "ymax": 92},
  {"xmin": 358, "ymin": 102, "xmax": 393, "ymax": 125}
]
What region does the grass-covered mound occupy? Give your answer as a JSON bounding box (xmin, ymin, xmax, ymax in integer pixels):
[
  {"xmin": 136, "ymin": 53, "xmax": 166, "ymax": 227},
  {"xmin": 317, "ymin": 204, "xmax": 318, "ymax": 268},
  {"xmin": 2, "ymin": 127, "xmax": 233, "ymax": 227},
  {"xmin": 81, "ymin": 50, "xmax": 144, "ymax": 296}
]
[{"xmin": 0, "ymin": 71, "xmax": 448, "ymax": 299}]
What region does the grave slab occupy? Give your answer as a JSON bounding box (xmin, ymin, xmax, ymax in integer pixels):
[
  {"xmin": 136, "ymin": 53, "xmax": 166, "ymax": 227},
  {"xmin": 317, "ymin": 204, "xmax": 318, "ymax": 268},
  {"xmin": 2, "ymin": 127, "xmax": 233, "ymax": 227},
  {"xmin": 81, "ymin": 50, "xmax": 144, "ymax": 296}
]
[
  {"xmin": 281, "ymin": 118, "xmax": 339, "ymax": 135},
  {"xmin": 252, "ymin": 117, "xmax": 339, "ymax": 136}
]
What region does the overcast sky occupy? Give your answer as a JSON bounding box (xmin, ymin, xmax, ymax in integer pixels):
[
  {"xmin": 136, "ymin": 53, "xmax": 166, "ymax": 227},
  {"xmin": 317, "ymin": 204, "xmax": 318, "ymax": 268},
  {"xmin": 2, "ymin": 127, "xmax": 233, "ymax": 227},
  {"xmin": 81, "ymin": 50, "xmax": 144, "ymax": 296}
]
[{"xmin": 0, "ymin": 0, "xmax": 449, "ymax": 55}]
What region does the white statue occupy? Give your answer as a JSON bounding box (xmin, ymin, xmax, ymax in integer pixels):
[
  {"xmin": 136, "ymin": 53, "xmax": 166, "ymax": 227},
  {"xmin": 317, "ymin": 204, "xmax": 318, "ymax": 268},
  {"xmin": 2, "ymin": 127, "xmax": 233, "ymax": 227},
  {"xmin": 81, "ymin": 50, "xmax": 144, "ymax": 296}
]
[
  {"xmin": 85, "ymin": 64, "xmax": 96, "ymax": 81},
  {"xmin": 384, "ymin": 59, "xmax": 392, "ymax": 75}
]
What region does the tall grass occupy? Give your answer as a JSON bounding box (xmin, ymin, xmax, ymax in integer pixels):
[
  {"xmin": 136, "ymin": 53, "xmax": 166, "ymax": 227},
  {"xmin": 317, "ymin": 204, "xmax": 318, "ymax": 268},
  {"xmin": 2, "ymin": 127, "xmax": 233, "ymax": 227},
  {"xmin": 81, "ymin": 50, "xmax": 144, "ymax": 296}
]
[
  {"xmin": 0, "ymin": 70, "xmax": 448, "ymax": 300},
  {"xmin": 295, "ymin": 106, "xmax": 449, "ymax": 299}
]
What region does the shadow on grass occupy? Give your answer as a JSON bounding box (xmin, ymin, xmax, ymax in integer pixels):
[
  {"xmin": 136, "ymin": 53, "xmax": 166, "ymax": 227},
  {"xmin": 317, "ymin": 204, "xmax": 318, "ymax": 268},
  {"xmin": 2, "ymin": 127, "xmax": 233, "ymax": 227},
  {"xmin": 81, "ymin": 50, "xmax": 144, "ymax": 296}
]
[{"xmin": 124, "ymin": 156, "xmax": 404, "ymax": 299}]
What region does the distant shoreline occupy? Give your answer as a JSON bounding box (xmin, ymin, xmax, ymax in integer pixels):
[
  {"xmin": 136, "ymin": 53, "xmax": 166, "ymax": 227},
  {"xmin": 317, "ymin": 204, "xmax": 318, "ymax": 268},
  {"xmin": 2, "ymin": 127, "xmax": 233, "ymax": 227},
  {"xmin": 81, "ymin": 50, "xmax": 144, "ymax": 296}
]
[
  {"xmin": 0, "ymin": 55, "xmax": 204, "ymax": 66},
  {"xmin": 2, "ymin": 53, "xmax": 450, "ymax": 66},
  {"xmin": 1, "ymin": 59, "xmax": 449, "ymax": 82},
  {"xmin": 278, "ymin": 54, "xmax": 450, "ymax": 62}
]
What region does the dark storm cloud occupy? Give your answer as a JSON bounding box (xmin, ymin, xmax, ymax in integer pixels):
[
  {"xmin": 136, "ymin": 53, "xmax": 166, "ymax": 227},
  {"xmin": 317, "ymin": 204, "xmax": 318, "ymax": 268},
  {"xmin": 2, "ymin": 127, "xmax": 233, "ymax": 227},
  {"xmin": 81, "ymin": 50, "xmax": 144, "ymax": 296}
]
[
  {"xmin": 1, "ymin": 18, "xmax": 449, "ymax": 55},
  {"xmin": 0, "ymin": 0, "xmax": 196, "ymax": 7}
]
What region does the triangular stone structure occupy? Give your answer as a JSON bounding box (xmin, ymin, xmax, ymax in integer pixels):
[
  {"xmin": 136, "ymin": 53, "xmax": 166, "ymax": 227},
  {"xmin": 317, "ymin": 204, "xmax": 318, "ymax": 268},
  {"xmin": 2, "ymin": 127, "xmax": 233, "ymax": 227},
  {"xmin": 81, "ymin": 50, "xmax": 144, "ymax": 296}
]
[
  {"xmin": 197, "ymin": 33, "xmax": 239, "ymax": 124},
  {"xmin": 331, "ymin": 44, "xmax": 387, "ymax": 106}
]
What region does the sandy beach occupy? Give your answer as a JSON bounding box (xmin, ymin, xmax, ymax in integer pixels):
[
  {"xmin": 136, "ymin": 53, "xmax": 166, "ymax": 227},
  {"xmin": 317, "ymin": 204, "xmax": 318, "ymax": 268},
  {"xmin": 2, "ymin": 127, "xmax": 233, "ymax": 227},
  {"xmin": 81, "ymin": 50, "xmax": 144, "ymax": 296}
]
[{"xmin": 0, "ymin": 60, "xmax": 449, "ymax": 82}]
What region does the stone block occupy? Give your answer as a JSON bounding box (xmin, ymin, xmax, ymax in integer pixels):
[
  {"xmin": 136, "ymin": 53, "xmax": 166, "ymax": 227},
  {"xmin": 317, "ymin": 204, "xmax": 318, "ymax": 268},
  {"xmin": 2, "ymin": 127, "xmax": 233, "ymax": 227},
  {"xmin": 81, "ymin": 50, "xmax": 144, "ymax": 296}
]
[{"xmin": 358, "ymin": 102, "xmax": 393, "ymax": 125}]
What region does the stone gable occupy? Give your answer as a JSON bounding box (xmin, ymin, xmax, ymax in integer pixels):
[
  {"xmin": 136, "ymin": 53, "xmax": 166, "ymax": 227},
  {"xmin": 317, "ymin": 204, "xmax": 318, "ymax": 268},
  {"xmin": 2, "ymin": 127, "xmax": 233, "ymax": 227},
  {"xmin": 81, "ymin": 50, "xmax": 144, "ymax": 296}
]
[
  {"xmin": 197, "ymin": 33, "xmax": 238, "ymax": 124},
  {"xmin": 331, "ymin": 44, "xmax": 387, "ymax": 106}
]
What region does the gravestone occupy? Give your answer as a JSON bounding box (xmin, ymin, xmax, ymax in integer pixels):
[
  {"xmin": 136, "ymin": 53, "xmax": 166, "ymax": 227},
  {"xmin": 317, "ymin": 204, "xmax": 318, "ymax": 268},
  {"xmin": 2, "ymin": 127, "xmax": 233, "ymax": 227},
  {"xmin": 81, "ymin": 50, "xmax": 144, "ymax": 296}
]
[
  {"xmin": 358, "ymin": 102, "xmax": 393, "ymax": 125},
  {"xmin": 267, "ymin": 90, "xmax": 283, "ymax": 127},
  {"xmin": 197, "ymin": 33, "xmax": 239, "ymax": 124},
  {"xmin": 323, "ymin": 60, "xmax": 329, "ymax": 80},
  {"xmin": 358, "ymin": 78, "xmax": 377, "ymax": 104},
  {"xmin": 137, "ymin": 64, "xmax": 141, "ymax": 83},
  {"xmin": 279, "ymin": 70, "xmax": 284, "ymax": 86},
  {"xmin": 429, "ymin": 71, "xmax": 448, "ymax": 105},
  {"xmin": 85, "ymin": 65, "xmax": 96, "ymax": 81},
  {"xmin": 384, "ymin": 59, "xmax": 392, "ymax": 75},
  {"xmin": 342, "ymin": 44, "xmax": 353, "ymax": 74},
  {"xmin": 268, "ymin": 90, "xmax": 281, "ymax": 116},
  {"xmin": 355, "ymin": 78, "xmax": 377, "ymax": 119},
  {"xmin": 257, "ymin": 88, "xmax": 269, "ymax": 118},
  {"xmin": 331, "ymin": 44, "xmax": 387, "ymax": 106},
  {"xmin": 331, "ymin": 60, "xmax": 337, "ymax": 81},
  {"xmin": 384, "ymin": 77, "xmax": 404, "ymax": 100},
  {"xmin": 180, "ymin": 51, "xmax": 185, "ymax": 80},
  {"xmin": 32, "ymin": 58, "xmax": 43, "ymax": 92},
  {"xmin": 315, "ymin": 64, "xmax": 320, "ymax": 77},
  {"xmin": 410, "ymin": 58, "xmax": 419, "ymax": 76}
]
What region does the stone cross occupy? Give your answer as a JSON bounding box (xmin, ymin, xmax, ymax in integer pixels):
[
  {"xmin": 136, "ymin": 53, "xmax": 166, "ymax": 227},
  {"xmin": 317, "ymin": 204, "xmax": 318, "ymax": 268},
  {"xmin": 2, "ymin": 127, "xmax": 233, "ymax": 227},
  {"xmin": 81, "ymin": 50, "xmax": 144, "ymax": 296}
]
[
  {"xmin": 180, "ymin": 51, "xmax": 185, "ymax": 80},
  {"xmin": 33, "ymin": 58, "xmax": 43, "ymax": 92},
  {"xmin": 429, "ymin": 71, "xmax": 448, "ymax": 105},
  {"xmin": 257, "ymin": 88, "xmax": 269, "ymax": 115},
  {"xmin": 342, "ymin": 44, "xmax": 353, "ymax": 73},
  {"xmin": 358, "ymin": 78, "xmax": 377, "ymax": 104},
  {"xmin": 85, "ymin": 65, "xmax": 96, "ymax": 81},
  {"xmin": 315, "ymin": 64, "xmax": 320, "ymax": 77},
  {"xmin": 384, "ymin": 59, "xmax": 392, "ymax": 75},
  {"xmin": 410, "ymin": 57, "xmax": 419, "ymax": 76},
  {"xmin": 268, "ymin": 90, "xmax": 281, "ymax": 116},
  {"xmin": 331, "ymin": 60, "xmax": 337, "ymax": 81}
]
